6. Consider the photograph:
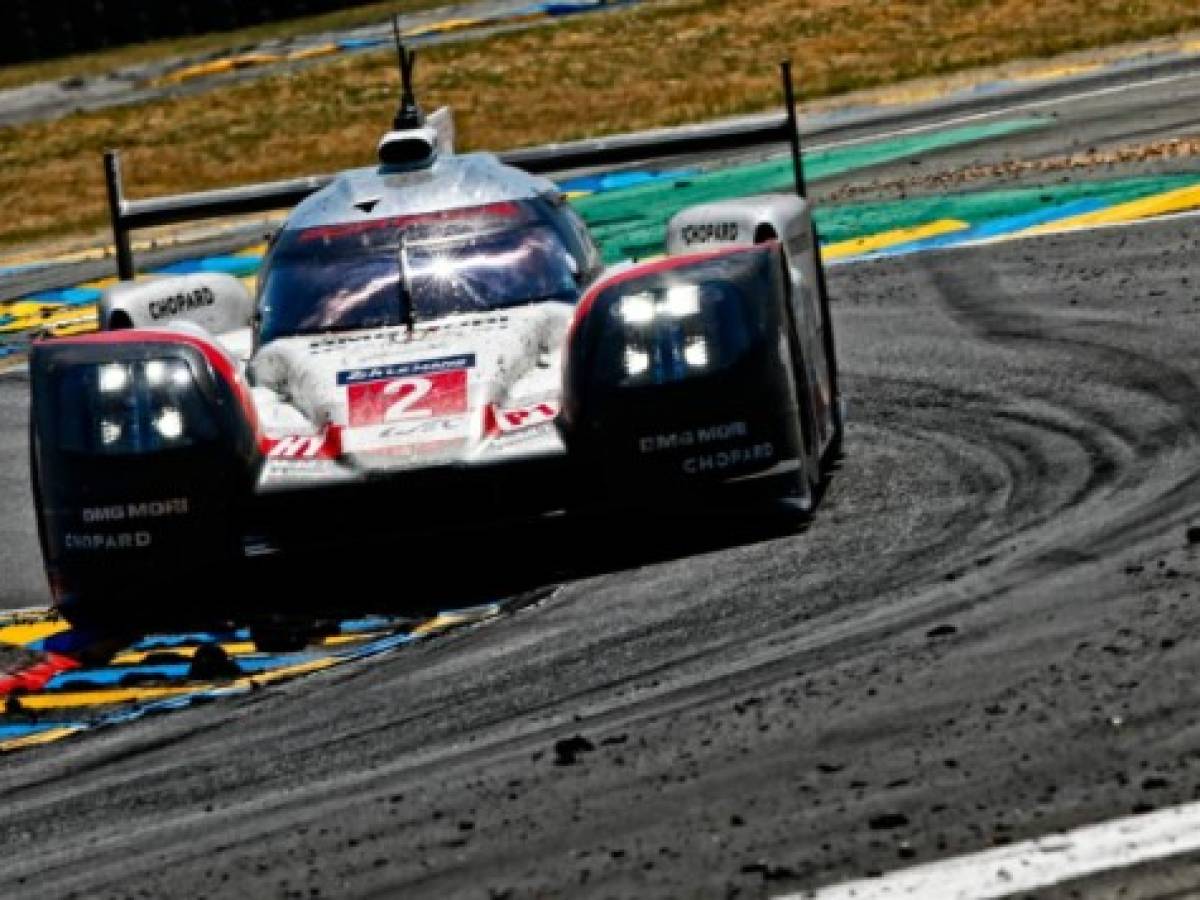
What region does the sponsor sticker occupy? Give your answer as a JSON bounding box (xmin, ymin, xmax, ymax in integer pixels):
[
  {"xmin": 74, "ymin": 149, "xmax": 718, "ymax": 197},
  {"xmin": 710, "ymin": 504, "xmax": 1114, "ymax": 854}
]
[
  {"xmin": 64, "ymin": 532, "xmax": 152, "ymax": 552},
  {"xmin": 341, "ymin": 416, "xmax": 469, "ymax": 454},
  {"xmin": 492, "ymin": 421, "xmax": 556, "ymax": 449},
  {"xmin": 337, "ymin": 354, "xmax": 475, "ymax": 386},
  {"xmin": 488, "ymin": 401, "xmax": 559, "ymax": 436},
  {"xmin": 262, "ymin": 458, "xmax": 348, "ymax": 484},
  {"xmin": 148, "ymin": 286, "xmax": 215, "ymax": 320},
  {"xmin": 343, "ymin": 437, "xmax": 465, "ymax": 458},
  {"xmin": 639, "ymin": 421, "xmax": 749, "ymax": 454},
  {"xmin": 265, "ymin": 431, "xmax": 341, "ymax": 460},
  {"xmin": 683, "ymin": 442, "xmax": 775, "ymax": 474},
  {"xmin": 681, "ymin": 221, "xmax": 740, "ymax": 246},
  {"xmin": 81, "ymin": 498, "xmax": 190, "ymax": 524}
]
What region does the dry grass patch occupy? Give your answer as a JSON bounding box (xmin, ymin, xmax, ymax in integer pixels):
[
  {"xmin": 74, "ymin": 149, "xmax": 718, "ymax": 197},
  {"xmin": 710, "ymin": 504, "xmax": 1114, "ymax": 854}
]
[{"xmin": 5, "ymin": 0, "xmax": 1200, "ymax": 250}]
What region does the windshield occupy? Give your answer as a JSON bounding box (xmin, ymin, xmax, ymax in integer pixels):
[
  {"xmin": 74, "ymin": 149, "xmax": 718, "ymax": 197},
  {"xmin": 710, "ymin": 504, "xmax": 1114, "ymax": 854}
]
[
  {"xmin": 258, "ymin": 201, "xmax": 583, "ymax": 344},
  {"xmin": 404, "ymin": 227, "xmax": 577, "ymax": 314}
]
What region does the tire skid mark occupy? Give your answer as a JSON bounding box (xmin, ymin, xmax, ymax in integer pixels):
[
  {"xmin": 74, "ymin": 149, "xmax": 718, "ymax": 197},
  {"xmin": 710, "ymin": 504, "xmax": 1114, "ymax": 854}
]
[
  {"xmin": 708, "ymin": 375, "xmax": 1124, "ymax": 645},
  {"xmin": 924, "ymin": 253, "xmax": 1200, "ymax": 438},
  {"xmin": 846, "ymin": 374, "xmax": 1134, "ymax": 568},
  {"xmin": 989, "ymin": 401, "xmax": 1131, "ymax": 515},
  {"xmin": 822, "ymin": 245, "xmax": 1200, "ymax": 610},
  {"xmin": 920, "ymin": 251, "xmax": 1200, "ymax": 514}
]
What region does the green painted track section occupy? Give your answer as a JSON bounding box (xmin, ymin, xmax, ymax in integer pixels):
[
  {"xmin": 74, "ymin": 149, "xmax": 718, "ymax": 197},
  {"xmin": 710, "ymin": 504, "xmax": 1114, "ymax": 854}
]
[
  {"xmin": 814, "ymin": 173, "xmax": 1200, "ymax": 244},
  {"xmin": 576, "ymin": 117, "xmax": 1048, "ymax": 262}
]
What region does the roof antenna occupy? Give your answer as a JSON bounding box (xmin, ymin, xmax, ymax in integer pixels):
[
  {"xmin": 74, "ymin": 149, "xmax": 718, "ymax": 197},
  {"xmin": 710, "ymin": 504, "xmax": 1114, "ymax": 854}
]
[
  {"xmin": 392, "ymin": 18, "xmax": 424, "ymax": 130},
  {"xmin": 377, "ymin": 17, "xmax": 437, "ymax": 167}
]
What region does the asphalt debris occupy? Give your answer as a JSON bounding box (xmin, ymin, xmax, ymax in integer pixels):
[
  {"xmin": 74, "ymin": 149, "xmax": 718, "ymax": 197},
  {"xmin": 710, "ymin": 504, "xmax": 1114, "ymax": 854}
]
[
  {"xmin": 868, "ymin": 813, "xmax": 910, "ymax": 831},
  {"xmin": 553, "ymin": 735, "xmax": 596, "ymax": 766}
]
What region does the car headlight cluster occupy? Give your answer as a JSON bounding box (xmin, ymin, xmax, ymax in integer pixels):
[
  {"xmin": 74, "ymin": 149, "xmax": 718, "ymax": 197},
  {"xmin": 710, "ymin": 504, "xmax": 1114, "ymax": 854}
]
[
  {"xmin": 604, "ymin": 281, "xmax": 750, "ymax": 386},
  {"xmin": 55, "ymin": 358, "xmax": 218, "ymax": 455}
]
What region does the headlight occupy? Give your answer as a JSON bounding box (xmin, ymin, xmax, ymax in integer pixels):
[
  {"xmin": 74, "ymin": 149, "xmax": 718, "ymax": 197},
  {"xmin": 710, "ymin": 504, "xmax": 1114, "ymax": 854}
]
[
  {"xmin": 600, "ymin": 279, "xmax": 753, "ymax": 387},
  {"xmin": 618, "ymin": 294, "xmax": 656, "ymax": 326},
  {"xmin": 98, "ymin": 364, "xmax": 129, "ymax": 393},
  {"xmin": 53, "ymin": 358, "xmax": 219, "ymax": 455},
  {"xmin": 683, "ymin": 338, "xmax": 709, "ymax": 367},
  {"xmin": 560, "ymin": 245, "xmax": 785, "ymax": 433}
]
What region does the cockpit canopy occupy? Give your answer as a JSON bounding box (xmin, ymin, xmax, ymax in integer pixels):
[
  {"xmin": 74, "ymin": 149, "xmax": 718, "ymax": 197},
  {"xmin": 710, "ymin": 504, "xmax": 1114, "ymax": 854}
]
[{"xmin": 257, "ymin": 196, "xmax": 599, "ymax": 344}]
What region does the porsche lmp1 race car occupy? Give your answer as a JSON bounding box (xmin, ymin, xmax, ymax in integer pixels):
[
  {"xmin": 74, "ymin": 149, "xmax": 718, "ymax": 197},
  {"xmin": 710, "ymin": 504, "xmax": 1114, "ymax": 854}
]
[{"xmin": 28, "ymin": 47, "xmax": 842, "ymax": 629}]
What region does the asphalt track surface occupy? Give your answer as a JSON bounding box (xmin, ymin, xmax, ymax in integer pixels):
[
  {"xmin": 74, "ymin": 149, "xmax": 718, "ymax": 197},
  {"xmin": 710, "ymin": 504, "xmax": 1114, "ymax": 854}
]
[{"xmin": 7, "ymin": 64, "xmax": 1200, "ymax": 899}]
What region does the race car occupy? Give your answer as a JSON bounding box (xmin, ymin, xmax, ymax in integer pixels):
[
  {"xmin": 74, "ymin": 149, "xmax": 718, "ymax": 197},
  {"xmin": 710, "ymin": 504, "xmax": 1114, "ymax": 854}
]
[{"xmin": 28, "ymin": 47, "xmax": 842, "ymax": 631}]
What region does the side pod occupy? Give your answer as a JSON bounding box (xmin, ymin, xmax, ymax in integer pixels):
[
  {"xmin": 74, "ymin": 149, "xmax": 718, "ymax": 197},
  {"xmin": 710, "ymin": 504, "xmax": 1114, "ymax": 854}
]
[
  {"xmin": 560, "ymin": 244, "xmax": 806, "ymax": 504},
  {"xmin": 29, "ymin": 330, "xmax": 260, "ymax": 623}
]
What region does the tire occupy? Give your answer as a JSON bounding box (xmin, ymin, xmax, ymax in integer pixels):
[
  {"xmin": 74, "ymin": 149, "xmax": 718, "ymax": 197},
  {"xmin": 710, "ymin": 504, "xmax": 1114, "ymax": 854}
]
[
  {"xmin": 780, "ymin": 277, "xmax": 822, "ymax": 513},
  {"xmin": 811, "ymin": 220, "xmax": 844, "ymax": 468},
  {"xmin": 28, "ymin": 417, "xmax": 52, "ymax": 589}
]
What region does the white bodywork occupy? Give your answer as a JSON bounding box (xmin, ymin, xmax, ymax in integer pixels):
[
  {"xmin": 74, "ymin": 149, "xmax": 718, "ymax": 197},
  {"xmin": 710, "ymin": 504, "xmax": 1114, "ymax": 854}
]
[
  {"xmin": 100, "ymin": 272, "xmax": 253, "ymax": 334},
  {"xmin": 101, "ymin": 157, "xmax": 834, "ymax": 494},
  {"xmin": 668, "ymin": 194, "xmax": 838, "ymax": 456},
  {"xmin": 247, "ymin": 303, "xmax": 572, "ymax": 487},
  {"xmin": 112, "ymin": 147, "xmax": 581, "ymax": 490}
]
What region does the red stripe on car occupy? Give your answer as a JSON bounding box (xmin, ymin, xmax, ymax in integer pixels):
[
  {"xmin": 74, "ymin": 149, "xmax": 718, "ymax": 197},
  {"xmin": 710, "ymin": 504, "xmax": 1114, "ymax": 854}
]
[
  {"xmin": 44, "ymin": 330, "xmax": 263, "ymax": 444},
  {"xmin": 295, "ymin": 200, "xmax": 522, "ymax": 244}
]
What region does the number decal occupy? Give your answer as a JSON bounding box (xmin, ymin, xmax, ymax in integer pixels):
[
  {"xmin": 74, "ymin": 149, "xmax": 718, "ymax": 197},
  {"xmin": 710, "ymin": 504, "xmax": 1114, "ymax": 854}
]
[
  {"xmin": 347, "ymin": 368, "xmax": 469, "ymax": 427},
  {"xmin": 382, "ymin": 377, "xmax": 434, "ymax": 421}
]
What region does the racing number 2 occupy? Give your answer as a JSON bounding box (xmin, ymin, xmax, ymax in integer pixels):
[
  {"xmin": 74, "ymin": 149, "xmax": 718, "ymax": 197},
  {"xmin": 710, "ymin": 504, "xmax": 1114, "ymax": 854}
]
[
  {"xmin": 383, "ymin": 377, "xmax": 434, "ymax": 420},
  {"xmin": 348, "ymin": 369, "xmax": 469, "ymax": 427}
]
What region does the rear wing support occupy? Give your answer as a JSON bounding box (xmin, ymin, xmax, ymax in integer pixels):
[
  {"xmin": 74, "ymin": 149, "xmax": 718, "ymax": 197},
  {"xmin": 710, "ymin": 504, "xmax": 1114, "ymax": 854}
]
[
  {"xmin": 103, "ymin": 153, "xmax": 333, "ymax": 282},
  {"xmin": 781, "ymin": 60, "xmax": 808, "ymax": 199},
  {"xmin": 102, "ymin": 63, "xmax": 810, "ymax": 281}
]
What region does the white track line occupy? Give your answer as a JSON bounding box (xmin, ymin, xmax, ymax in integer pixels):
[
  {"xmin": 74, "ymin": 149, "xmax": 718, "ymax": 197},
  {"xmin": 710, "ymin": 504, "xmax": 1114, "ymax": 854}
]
[
  {"xmin": 794, "ymin": 800, "xmax": 1200, "ymax": 899},
  {"xmin": 806, "ymin": 65, "xmax": 1200, "ymax": 153}
]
